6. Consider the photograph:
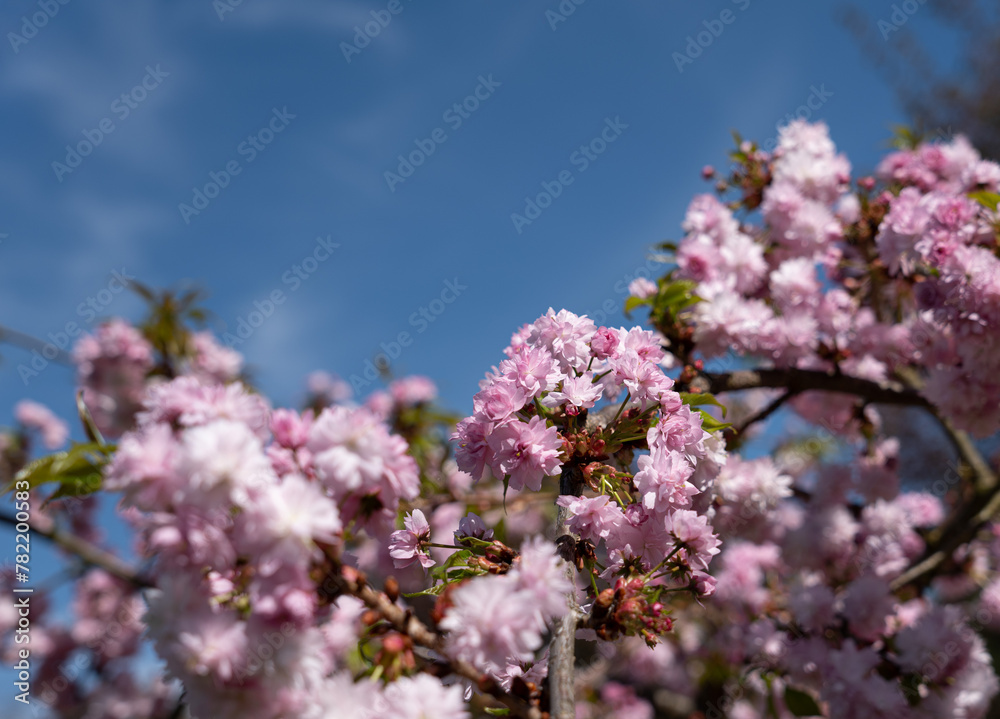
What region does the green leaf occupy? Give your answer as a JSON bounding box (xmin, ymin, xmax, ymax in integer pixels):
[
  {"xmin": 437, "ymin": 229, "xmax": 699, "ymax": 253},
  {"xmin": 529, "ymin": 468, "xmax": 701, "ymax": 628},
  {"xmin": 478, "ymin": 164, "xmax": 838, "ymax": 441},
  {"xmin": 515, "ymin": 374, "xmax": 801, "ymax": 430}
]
[
  {"xmin": 428, "ymin": 549, "xmax": 474, "ymax": 584},
  {"xmin": 45, "ymin": 473, "xmax": 102, "ymax": 503},
  {"xmin": 76, "ymin": 390, "xmax": 107, "ymax": 448},
  {"xmin": 6, "ymin": 454, "xmax": 58, "ymax": 494},
  {"xmin": 784, "ymin": 686, "xmax": 822, "ymax": 716},
  {"xmin": 680, "ymin": 392, "xmax": 728, "ymax": 419},
  {"xmin": 485, "ymin": 709, "xmax": 511, "ymax": 716},
  {"xmin": 695, "ymin": 409, "xmax": 731, "ymax": 433},
  {"xmin": 403, "ymin": 584, "xmax": 449, "ymax": 599},
  {"xmin": 969, "ymin": 190, "xmax": 1000, "ymax": 211},
  {"xmin": 653, "ymin": 279, "xmax": 700, "ymax": 317},
  {"xmin": 624, "ymin": 295, "xmax": 651, "ymax": 317},
  {"xmin": 4, "ymin": 442, "xmax": 106, "ymax": 495}
]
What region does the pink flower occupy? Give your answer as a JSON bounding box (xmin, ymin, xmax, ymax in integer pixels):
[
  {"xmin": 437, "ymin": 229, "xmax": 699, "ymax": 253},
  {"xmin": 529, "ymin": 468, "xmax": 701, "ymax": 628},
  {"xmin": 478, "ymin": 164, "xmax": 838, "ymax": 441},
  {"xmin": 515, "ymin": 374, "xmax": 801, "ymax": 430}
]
[
  {"xmin": 556, "ymin": 494, "xmax": 625, "ymax": 544},
  {"xmin": 138, "ymin": 377, "xmax": 270, "ymax": 440},
  {"xmin": 841, "ymin": 575, "xmax": 894, "ymax": 642},
  {"xmin": 473, "ymin": 377, "xmax": 527, "ymax": 423},
  {"xmin": 528, "ymin": 308, "xmax": 597, "ymax": 372},
  {"xmin": 499, "ymin": 345, "xmax": 563, "ymax": 397},
  {"xmin": 73, "ymin": 319, "xmax": 154, "ymax": 437},
  {"xmin": 621, "ymin": 328, "xmax": 666, "ymax": 365},
  {"xmin": 486, "ymin": 416, "xmax": 563, "ymax": 492},
  {"xmin": 176, "ymin": 419, "xmax": 276, "ymax": 507},
  {"xmin": 15, "ymin": 400, "xmax": 68, "ymax": 449},
  {"xmin": 628, "ymin": 277, "xmax": 658, "ymax": 299},
  {"xmin": 380, "ymin": 674, "xmax": 469, "ymax": 719},
  {"xmin": 591, "ymin": 327, "xmax": 620, "ymax": 360},
  {"xmin": 174, "ymin": 608, "xmax": 248, "ymax": 682},
  {"xmin": 389, "ymin": 510, "xmax": 434, "ymax": 569},
  {"xmin": 451, "ymin": 416, "xmax": 493, "ymax": 482},
  {"xmin": 187, "ymin": 332, "xmax": 242, "ymax": 384},
  {"xmin": 440, "ymin": 575, "xmax": 545, "ymax": 670},
  {"xmin": 512, "ymin": 537, "xmax": 572, "ymax": 620},
  {"xmin": 104, "ymin": 422, "xmax": 179, "ymax": 510},
  {"xmin": 613, "ymin": 351, "xmax": 673, "ymax": 409},
  {"xmin": 772, "ymin": 120, "xmax": 850, "ymax": 203},
  {"xmin": 648, "ymin": 405, "xmax": 704, "ymax": 457},
  {"xmin": 633, "ymin": 449, "xmax": 698, "ymax": 514},
  {"xmin": 665, "ymin": 509, "xmax": 721, "ymax": 572},
  {"xmin": 441, "ymin": 540, "xmax": 568, "ymax": 673},
  {"xmin": 542, "ymin": 374, "xmax": 603, "ymax": 413},
  {"xmin": 307, "ymin": 370, "xmax": 353, "ymax": 404},
  {"xmin": 242, "ymin": 473, "xmax": 342, "ymax": 574},
  {"xmin": 307, "ymin": 405, "xmax": 420, "ymax": 520},
  {"xmin": 270, "ymin": 408, "xmax": 312, "ymax": 448},
  {"xmin": 714, "ymin": 456, "xmax": 792, "ymax": 517},
  {"xmin": 388, "ymin": 375, "xmax": 437, "ymax": 406}
]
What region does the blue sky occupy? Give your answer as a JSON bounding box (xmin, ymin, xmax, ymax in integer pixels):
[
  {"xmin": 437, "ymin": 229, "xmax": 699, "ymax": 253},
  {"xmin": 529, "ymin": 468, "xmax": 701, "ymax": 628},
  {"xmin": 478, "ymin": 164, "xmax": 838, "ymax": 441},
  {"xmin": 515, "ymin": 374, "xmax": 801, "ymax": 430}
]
[
  {"xmin": 0, "ymin": 0, "xmax": 941, "ymax": 422},
  {"xmin": 0, "ymin": 0, "xmax": 953, "ymax": 709}
]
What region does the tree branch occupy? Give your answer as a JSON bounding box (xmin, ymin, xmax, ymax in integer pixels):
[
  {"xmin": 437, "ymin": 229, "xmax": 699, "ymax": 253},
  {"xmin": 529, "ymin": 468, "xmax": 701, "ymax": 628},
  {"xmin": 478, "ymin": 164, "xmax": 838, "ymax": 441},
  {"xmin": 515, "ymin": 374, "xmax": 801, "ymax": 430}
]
[
  {"xmin": 891, "ymin": 483, "xmax": 1000, "ymax": 592},
  {"xmin": 549, "ymin": 463, "xmax": 584, "ymax": 719},
  {"xmin": 693, "ymin": 366, "xmax": 1000, "ymax": 593},
  {"xmin": 0, "ymin": 325, "xmax": 74, "ymax": 365},
  {"xmin": 696, "ymin": 368, "xmax": 931, "ymax": 408},
  {"xmin": 0, "ymin": 511, "xmax": 152, "ymax": 588},
  {"xmin": 728, "ymin": 390, "xmax": 796, "ymax": 439}
]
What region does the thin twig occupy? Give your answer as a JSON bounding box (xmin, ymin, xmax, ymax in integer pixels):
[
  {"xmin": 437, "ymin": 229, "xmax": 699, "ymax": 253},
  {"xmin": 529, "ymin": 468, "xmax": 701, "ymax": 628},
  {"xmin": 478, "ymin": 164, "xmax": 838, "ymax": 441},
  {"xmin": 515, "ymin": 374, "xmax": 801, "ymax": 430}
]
[
  {"xmin": 0, "ymin": 511, "xmax": 152, "ymax": 588},
  {"xmin": 0, "ymin": 325, "xmax": 74, "ymax": 364},
  {"xmin": 729, "ymin": 390, "xmax": 796, "ymax": 438}
]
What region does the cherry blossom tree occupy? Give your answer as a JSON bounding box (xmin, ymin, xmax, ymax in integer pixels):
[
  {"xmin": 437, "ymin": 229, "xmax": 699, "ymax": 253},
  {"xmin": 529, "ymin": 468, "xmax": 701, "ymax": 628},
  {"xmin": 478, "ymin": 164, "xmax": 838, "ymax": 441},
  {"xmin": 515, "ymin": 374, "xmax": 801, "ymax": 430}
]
[{"xmin": 4, "ymin": 119, "xmax": 1000, "ymax": 718}]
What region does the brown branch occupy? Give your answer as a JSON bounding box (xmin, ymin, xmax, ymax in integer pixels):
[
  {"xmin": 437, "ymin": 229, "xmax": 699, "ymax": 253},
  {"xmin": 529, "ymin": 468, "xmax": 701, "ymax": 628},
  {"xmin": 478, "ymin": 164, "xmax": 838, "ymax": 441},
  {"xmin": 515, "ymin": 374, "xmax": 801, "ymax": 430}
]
[
  {"xmin": 728, "ymin": 390, "xmax": 796, "ymax": 439},
  {"xmin": 694, "ymin": 366, "xmax": 1000, "ymax": 593},
  {"xmin": 888, "ymin": 368, "xmax": 999, "ymax": 591},
  {"xmin": 891, "ymin": 484, "xmax": 1000, "ymax": 592},
  {"xmin": 0, "ymin": 511, "xmax": 153, "ymax": 588},
  {"xmin": 696, "ymin": 368, "xmax": 930, "ymax": 408},
  {"xmin": 336, "ymin": 565, "xmax": 542, "ymax": 719}
]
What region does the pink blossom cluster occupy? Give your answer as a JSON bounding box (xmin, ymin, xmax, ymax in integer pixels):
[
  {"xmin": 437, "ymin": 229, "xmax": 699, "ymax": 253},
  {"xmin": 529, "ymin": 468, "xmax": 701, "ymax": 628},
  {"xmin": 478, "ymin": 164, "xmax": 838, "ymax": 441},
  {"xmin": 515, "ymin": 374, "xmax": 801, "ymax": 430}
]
[
  {"xmin": 14, "ymin": 399, "xmax": 68, "ymax": 449},
  {"xmin": 578, "ymin": 122, "xmax": 1000, "ymax": 717},
  {"xmin": 873, "ymin": 143, "xmax": 1000, "ymax": 436},
  {"xmin": 676, "ymin": 122, "xmax": 903, "ymax": 366},
  {"xmin": 0, "ymin": 564, "xmax": 175, "ymax": 717},
  {"xmin": 673, "ymin": 120, "xmax": 1000, "ymax": 437},
  {"xmin": 454, "ymin": 308, "xmax": 725, "ymax": 625},
  {"xmin": 364, "ymin": 375, "xmax": 439, "ymax": 420},
  {"xmin": 73, "ymin": 319, "xmax": 154, "ymax": 437},
  {"xmin": 602, "ymin": 392, "xmax": 999, "ymax": 716},
  {"xmin": 99, "ymin": 364, "xmax": 477, "ymax": 718},
  {"xmin": 439, "ymin": 537, "xmax": 571, "ymax": 676}
]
